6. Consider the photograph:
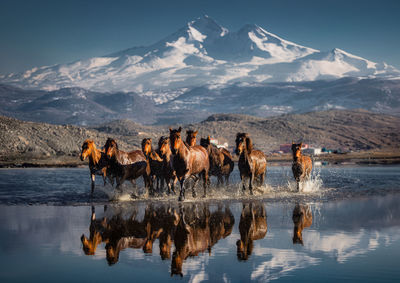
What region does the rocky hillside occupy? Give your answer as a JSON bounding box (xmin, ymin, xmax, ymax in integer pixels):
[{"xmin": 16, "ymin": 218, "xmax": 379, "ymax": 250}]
[{"xmin": 1, "ymin": 109, "xmax": 399, "ymax": 164}]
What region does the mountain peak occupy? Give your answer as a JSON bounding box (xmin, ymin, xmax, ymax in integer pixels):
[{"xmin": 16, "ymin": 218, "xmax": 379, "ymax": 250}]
[{"xmin": 186, "ymin": 15, "xmax": 228, "ymax": 38}]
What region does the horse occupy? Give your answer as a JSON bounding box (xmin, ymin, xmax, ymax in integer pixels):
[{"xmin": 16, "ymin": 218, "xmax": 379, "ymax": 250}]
[
  {"xmin": 81, "ymin": 206, "xmax": 108, "ymax": 255},
  {"xmin": 235, "ymin": 133, "xmax": 267, "ymax": 194},
  {"xmin": 80, "ymin": 139, "xmax": 112, "ymax": 193},
  {"xmin": 142, "ymin": 138, "xmax": 164, "ymax": 193},
  {"xmin": 104, "ymin": 138, "xmax": 151, "ymax": 193},
  {"xmin": 291, "ymin": 142, "xmax": 313, "ymax": 191},
  {"xmin": 158, "ymin": 136, "xmax": 177, "ymax": 194},
  {"xmin": 186, "ymin": 130, "xmax": 198, "ymax": 147},
  {"xmin": 292, "ymin": 204, "xmax": 313, "ymax": 245},
  {"xmin": 200, "ymin": 136, "xmax": 234, "ymax": 186},
  {"xmin": 236, "ymin": 202, "xmax": 267, "ymax": 261},
  {"xmin": 141, "ymin": 204, "xmax": 180, "ymax": 257},
  {"xmin": 169, "ymin": 127, "xmax": 209, "ymax": 201},
  {"xmin": 171, "ymin": 203, "xmax": 234, "ymax": 276},
  {"xmin": 171, "ymin": 204, "xmax": 211, "ymax": 277}
]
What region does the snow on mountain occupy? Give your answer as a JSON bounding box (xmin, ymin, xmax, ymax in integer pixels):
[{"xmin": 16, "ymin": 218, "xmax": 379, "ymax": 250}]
[{"xmin": 1, "ymin": 15, "xmax": 399, "ymax": 99}]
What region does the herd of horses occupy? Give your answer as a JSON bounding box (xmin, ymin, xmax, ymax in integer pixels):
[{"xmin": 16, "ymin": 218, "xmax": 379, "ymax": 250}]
[
  {"xmin": 80, "ymin": 127, "xmax": 313, "ymax": 201},
  {"xmin": 80, "ymin": 202, "xmax": 312, "ymax": 275}
]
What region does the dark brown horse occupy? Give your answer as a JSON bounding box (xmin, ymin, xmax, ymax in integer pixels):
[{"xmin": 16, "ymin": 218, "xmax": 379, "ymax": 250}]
[
  {"xmin": 142, "ymin": 138, "xmax": 163, "ymax": 192},
  {"xmin": 292, "ymin": 204, "xmax": 313, "ymax": 245},
  {"xmin": 236, "ymin": 202, "xmax": 267, "ymax": 261},
  {"xmin": 200, "ymin": 136, "xmax": 234, "ymax": 186},
  {"xmin": 104, "ymin": 138, "xmax": 151, "ymax": 192},
  {"xmin": 169, "ymin": 127, "xmax": 209, "ymax": 201},
  {"xmin": 291, "ymin": 142, "xmax": 313, "ymax": 191},
  {"xmin": 158, "ymin": 136, "xmax": 177, "ymax": 194},
  {"xmin": 80, "ymin": 139, "xmax": 112, "ymax": 193},
  {"xmin": 186, "ymin": 130, "xmax": 198, "ymax": 147},
  {"xmin": 235, "ymin": 133, "xmax": 267, "ymax": 194}
]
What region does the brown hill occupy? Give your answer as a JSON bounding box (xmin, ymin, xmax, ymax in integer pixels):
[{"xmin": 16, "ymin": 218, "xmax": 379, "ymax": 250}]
[{"xmin": 1, "ymin": 109, "xmax": 399, "ymax": 165}]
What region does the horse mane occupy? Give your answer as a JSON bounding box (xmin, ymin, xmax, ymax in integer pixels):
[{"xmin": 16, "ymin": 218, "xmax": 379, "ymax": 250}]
[
  {"xmin": 245, "ymin": 137, "xmax": 253, "ymax": 153},
  {"xmin": 105, "ymin": 138, "xmax": 118, "ymax": 150},
  {"xmin": 158, "ymin": 136, "xmax": 168, "ymax": 149}
]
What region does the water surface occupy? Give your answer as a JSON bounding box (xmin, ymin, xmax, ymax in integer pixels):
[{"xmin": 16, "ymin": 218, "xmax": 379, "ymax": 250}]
[{"xmin": 0, "ymin": 166, "xmax": 399, "ymax": 282}]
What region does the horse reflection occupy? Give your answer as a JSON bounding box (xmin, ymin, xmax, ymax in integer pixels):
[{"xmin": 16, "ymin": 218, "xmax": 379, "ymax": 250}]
[
  {"xmin": 81, "ymin": 206, "xmax": 107, "ymax": 255},
  {"xmin": 171, "ymin": 204, "xmax": 234, "ymax": 277},
  {"xmin": 236, "ymin": 202, "xmax": 267, "ymax": 261},
  {"xmin": 292, "ymin": 204, "xmax": 312, "ymax": 245},
  {"xmin": 80, "ymin": 204, "xmax": 182, "ymax": 265}
]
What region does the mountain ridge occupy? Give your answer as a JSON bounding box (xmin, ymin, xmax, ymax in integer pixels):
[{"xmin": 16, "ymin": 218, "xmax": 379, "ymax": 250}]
[{"xmin": 1, "ymin": 16, "xmax": 399, "ymax": 94}]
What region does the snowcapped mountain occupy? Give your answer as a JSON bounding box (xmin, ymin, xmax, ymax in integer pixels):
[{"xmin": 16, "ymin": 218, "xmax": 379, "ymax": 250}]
[{"xmin": 1, "ymin": 15, "xmax": 399, "ymax": 99}]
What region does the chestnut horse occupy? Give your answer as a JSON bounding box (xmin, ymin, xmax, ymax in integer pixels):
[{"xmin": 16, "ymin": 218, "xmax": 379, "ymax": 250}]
[
  {"xmin": 186, "ymin": 130, "xmax": 198, "ymax": 146},
  {"xmin": 291, "ymin": 142, "xmax": 312, "ymax": 191},
  {"xmin": 236, "ymin": 202, "xmax": 267, "ymax": 261},
  {"xmin": 200, "ymin": 136, "xmax": 234, "ymax": 186},
  {"xmin": 142, "ymin": 138, "xmax": 163, "ymax": 192},
  {"xmin": 80, "ymin": 139, "xmax": 112, "ymax": 193},
  {"xmin": 235, "ymin": 133, "xmax": 267, "ymax": 194},
  {"xmin": 104, "ymin": 138, "xmax": 151, "ymax": 193},
  {"xmin": 171, "ymin": 203, "xmax": 234, "ymax": 276},
  {"xmin": 158, "ymin": 136, "xmax": 177, "ymax": 194},
  {"xmin": 292, "ymin": 204, "xmax": 313, "ymax": 245},
  {"xmin": 169, "ymin": 127, "xmax": 209, "ymax": 201}
]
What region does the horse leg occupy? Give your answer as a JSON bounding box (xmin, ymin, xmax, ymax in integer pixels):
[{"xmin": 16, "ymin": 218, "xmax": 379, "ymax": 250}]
[
  {"xmin": 171, "ymin": 176, "xmax": 177, "ymax": 194},
  {"xmin": 178, "ymin": 177, "xmax": 185, "ymax": 202},
  {"xmin": 203, "ymin": 170, "xmax": 209, "ymax": 198},
  {"xmin": 259, "ymin": 173, "xmax": 265, "ymax": 187},
  {"xmin": 249, "ymin": 173, "xmax": 254, "ymax": 195},
  {"xmin": 241, "ymin": 174, "xmax": 246, "ymax": 193},
  {"xmin": 225, "ymin": 174, "xmax": 229, "ymax": 186},
  {"xmin": 191, "ymin": 175, "xmax": 200, "ymax": 198},
  {"xmin": 91, "ymin": 174, "xmax": 95, "ymax": 194}
]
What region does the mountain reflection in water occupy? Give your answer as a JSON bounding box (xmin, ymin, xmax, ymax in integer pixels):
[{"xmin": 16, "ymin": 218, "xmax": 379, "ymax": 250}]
[{"xmin": 1, "ymin": 194, "xmax": 400, "ymax": 282}]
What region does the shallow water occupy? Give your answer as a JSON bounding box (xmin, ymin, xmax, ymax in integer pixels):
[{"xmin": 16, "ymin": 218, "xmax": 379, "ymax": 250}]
[
  {"xmin": 0, "ymin": 166, "xmax": 400, "ymax": 282},
  {"xmin": 0, "ymin": 166, "xmax": 399, "ymax": 205}
]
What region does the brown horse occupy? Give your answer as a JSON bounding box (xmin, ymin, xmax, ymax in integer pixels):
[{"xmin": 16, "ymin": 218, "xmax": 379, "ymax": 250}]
[
  {"xmin": 104, "ymin": 138, "xmax": 151, "ymax": 192},
  {"xmin": 236, "ymin": 202, "xmax": 267, "ymax": 261},
  {"xmin": 200, "ymin": 136, "xmax": 234, "ymax": 186},
  {"xmin": 80, "ymin": 139, "xmax": 112, "ymax": 193},
  {"xmin": 142, "ymin": 138, "xmax": 164, "ymax": 192},
  {"xmin": 158, "ymin": 136, "xmax": 177, "ymax": 194},
  {"xmin": 291, "ymin": 142, "xmax": 312, "ymax": 191},
  {"xmin": 292, "ymin": 204, "xmax": 313, "ymax": 245},
  {"xmin": 81, "ymin": 206, "xmax": 108, "ymax": 255},
  {"xmin": 186, "ymin": 130, "xmax": 198, "ymax": 147},
  {"xmin": 235, "ymin": 133, "xmax": 267, "ymax": 194},
  {"xmin": 171, "ymin": 203, "xmax": 234, "ymax": 276},
  {"xmin": 171, "ymin": 204, "xmax": 211, "ymax": 277},
  {"xmin": 141, "ymin": 204, "xmax": 180, "ymax": 257},
  {"xmin": 169, "ymin": 127, "xmax": 209, "ymax": 201}
]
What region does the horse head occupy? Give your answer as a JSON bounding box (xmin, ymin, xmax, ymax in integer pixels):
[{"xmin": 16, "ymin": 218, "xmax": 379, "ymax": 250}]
[
  {"xmin": 104, "ymin": 138, "xmax": 118, "ymax": 159},
  {"xmin": 81, "ymin": 232, "xmax": 102, "ymax": 255},
  {"xmin": 169, "ymin": 127, "xmax": 183, "ymax": 155},
  {"xmin": 292, "ymin": 142, "xmax": 303, "ymax": 159},
  {"xmin": 186, "ymin": 130, "xmax": 198, "ymax": 147},
  {"xmin": 158, "ymin": 136, "xmax": 170, "ymax": 157},
  {"xmin": 235, "ymin": 133, "xmax": 252, "ymax": 155},
  {"xmin": 80, "ymin": 139, "xmax": 94, "ymax": 161},
  {"xmin": 141, "ymin": 138, "xmax": 152, "ymax": 158}
]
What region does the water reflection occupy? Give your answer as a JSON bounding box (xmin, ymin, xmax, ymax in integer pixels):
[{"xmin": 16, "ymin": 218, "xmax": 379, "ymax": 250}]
[
  {"xmin": 237, "ymin": 202, "xmax": 267, "ymax": 261},
  {"xmin": 292, "ymin": 204, "xmax": 313, "ymax": 245}
]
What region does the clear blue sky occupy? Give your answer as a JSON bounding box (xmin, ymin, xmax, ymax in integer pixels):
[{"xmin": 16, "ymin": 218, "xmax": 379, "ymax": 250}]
[{"xmin": 1, "ymin": 0, "xmax": 399, "ymax": 74}]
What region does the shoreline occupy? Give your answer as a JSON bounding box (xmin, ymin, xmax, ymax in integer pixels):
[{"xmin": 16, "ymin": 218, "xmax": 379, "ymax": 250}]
[{"xmin": 1, "ymin": 151, "xmax": 399, "ymax": 168}]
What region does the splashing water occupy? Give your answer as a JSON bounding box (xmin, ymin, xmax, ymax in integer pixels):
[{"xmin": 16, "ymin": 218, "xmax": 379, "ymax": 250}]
[{"xmin": 299, "ymin": 170, "xmax": 323, "ymax": 193}]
